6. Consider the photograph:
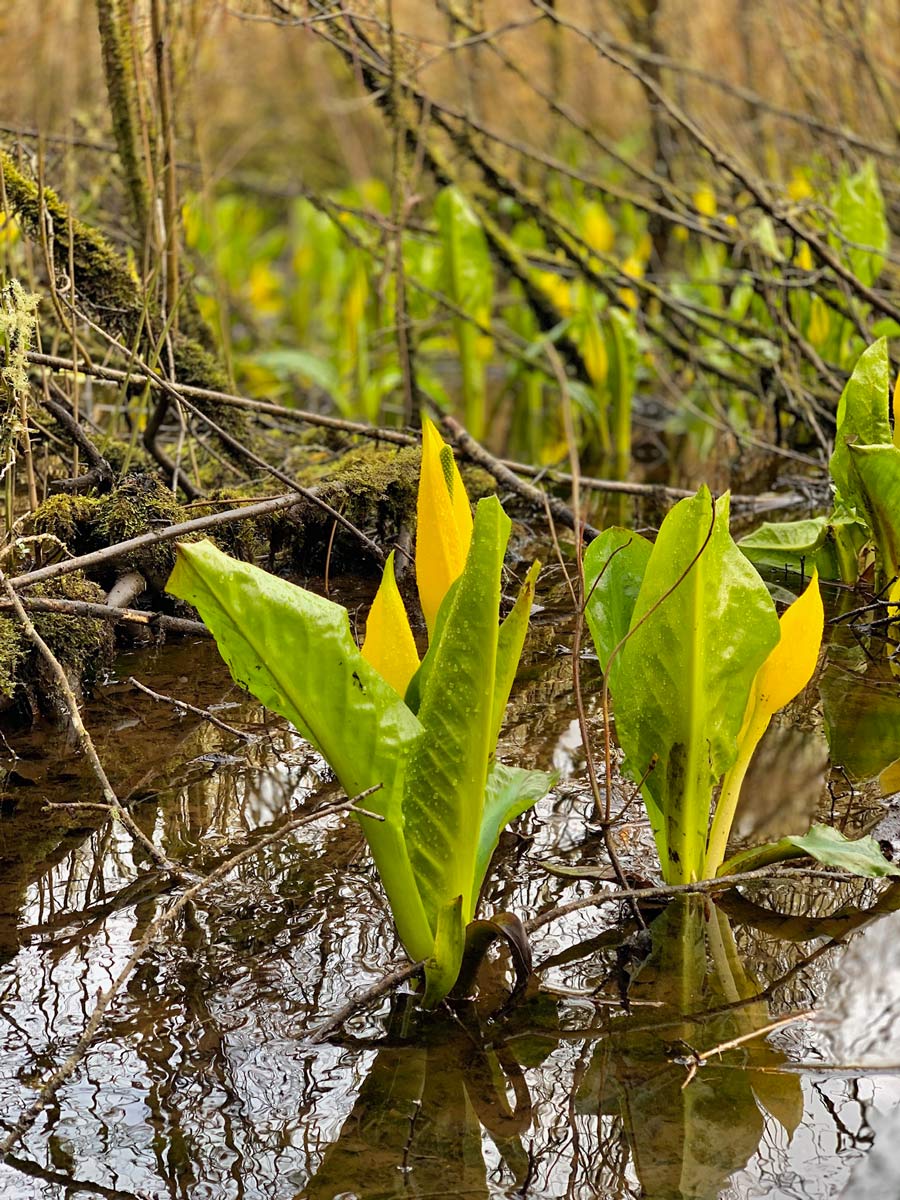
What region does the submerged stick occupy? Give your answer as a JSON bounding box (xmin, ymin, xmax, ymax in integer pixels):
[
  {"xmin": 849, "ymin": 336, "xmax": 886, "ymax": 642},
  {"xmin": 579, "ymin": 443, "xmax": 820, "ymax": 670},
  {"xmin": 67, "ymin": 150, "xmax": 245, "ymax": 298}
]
[
  {"xmin": 128, "ymin": 675, "xmax": 249, "ymax": 739},
  {"xmin": 307, "ymin": 961, "xmax": 422, "ymax": 1044}
]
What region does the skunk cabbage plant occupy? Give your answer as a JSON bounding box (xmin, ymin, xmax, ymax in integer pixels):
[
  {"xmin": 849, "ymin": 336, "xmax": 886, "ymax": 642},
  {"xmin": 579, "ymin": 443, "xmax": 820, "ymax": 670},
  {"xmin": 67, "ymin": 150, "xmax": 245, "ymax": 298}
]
[
  {"xmin": 585, "ymin": 486, "xmax": 825, "ymax": 883},
  {"xmin": 740, "ymin": 338, "xmax": 900, "ymax": 588},
  {"xmin": 167, "ymin": 419, "xmax": 551, "ymax": 1004}
]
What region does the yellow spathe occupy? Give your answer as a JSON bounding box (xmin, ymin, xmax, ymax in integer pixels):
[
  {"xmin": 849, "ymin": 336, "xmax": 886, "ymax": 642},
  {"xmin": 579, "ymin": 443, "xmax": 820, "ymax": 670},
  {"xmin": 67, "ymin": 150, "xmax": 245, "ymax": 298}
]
[
  {"xmin": 746, "ymin": 569, "xmax": 824, "ymax": 722},
  {"xmin": 361, "ymin": 550, "xmax": 420, "ymax": 697},
  {"xmin": 416, "ymin": 417, "xmax": 473, "ymax": 635},
  {"xmin": 706, "ymin": 571, "xmax": 824, "ymax": 875}
]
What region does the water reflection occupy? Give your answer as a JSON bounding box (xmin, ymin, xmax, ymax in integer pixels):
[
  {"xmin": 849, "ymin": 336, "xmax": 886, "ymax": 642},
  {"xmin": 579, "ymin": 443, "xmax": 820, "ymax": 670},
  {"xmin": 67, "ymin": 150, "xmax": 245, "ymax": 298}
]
[
  {"xmin": 1, "ymin": 626, "xmax": 900, "ymax": 1197},
  {"xmin": 299, "ymin": 994, "xmax": 543, "ymax": 1199}
]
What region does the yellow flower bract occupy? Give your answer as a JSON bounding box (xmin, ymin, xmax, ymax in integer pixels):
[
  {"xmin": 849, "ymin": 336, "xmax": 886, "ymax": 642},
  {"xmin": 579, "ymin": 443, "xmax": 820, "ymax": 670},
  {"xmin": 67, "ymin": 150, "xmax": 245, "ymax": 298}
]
[
  {"xmin": 416, "ymin": 417, "xmax": 473, "ymax": 634},
  {"xmin": 360, "ymin": 417, "xmax": 474, "ymax": 694},
  {"xmin": 747, "ymin": 570, "xmax": 824, "ymax": 724},
  {"xmin": 360, "ymin": 550, "xmax": 420, "ymax": 697}
]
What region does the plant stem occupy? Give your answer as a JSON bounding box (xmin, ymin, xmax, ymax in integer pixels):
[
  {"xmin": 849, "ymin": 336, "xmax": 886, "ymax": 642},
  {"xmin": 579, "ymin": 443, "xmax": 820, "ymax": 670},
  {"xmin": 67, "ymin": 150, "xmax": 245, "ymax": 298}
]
[{"xmin": 704, "ymin": 736, "xmax": 756, "ymax": 877}]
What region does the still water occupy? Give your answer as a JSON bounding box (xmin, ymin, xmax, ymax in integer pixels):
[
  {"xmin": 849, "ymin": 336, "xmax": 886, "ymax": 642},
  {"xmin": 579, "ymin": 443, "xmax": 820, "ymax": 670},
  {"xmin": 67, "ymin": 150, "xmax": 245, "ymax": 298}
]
[{"xmin": 1, "ymin": 573, "xmax": 899, "ymax": 1199}]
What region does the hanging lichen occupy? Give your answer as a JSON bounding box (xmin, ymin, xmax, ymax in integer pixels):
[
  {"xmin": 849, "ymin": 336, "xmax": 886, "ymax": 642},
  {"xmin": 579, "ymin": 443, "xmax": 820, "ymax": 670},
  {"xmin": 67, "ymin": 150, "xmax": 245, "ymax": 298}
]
[{"xmin": 0, "ymin": 279, "xmax": 39, "ymax": 397}]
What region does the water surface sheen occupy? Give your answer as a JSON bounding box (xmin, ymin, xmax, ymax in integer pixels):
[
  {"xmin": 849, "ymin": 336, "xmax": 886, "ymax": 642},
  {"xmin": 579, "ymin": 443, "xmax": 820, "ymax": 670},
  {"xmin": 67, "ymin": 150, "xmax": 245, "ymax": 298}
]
[{"xmin": 0, "ymin": 575, "xmax": 899, "ymax": 1200}]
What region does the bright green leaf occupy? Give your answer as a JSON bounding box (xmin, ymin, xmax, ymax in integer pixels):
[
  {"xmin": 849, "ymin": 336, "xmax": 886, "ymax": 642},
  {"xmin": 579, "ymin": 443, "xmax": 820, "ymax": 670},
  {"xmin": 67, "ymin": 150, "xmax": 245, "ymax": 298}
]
[
  {"xmin": 830, "ymin": 338, "xmax": 892, "ymax": 517},
  {"xmin": 423, "ymin": 895, "xmax": 466, "ymax": 1008},
  {"xmin": 491, "ymin": 561, "xmax": 540, "ymax": 747},
  {"xmin": 583, "ymin": 527, "xmax": 653, "ymax": 697},
  {"xmin": 403, "ymin": 496, "xmax": 509, "ymax": 928},
  {"xmin": 166, "ymin": 539, "xmax": 434, "ymax": 962},
  {"xmin": 720, "ymin": 824, "xmax": 900, "ymax": 879},
  {"xmin": 847, "ymin": 442, "xmax": 900, "ymax": 583},
  {"xmin": 830, "ymin": 159, "xmax": 889, "ymax": 287},
  {"xmin": 473, "ymin": 763, "xmax": 554, "ymax": 914},
  {"xmin": 613, "ymin": 489, "xmax": 780, "ymax": 882}
]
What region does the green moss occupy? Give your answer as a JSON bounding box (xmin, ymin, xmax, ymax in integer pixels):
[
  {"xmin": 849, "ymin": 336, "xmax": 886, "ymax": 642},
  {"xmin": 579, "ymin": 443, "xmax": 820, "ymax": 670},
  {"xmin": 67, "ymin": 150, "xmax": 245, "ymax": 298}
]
[
  {"xmin": 1, "ymin": 152, "xmax": 144, "ymax": 336},
  {"xmin": 96, "ymin": 474, "xmax": 181, "ymax": 584},
  {"xmin": 0, "ymin": 152, "xmax": 245, "ymax": 440},
  {"xmin": 95, "ymin": 435, "xmax": 155, "ymax": 476},
  {"xmin": 31, "ymin": 494, "xmax": 104, "ymax": 551},
  {"xmin": 0, "ymin": 575, "xmax": 113, "ymax": 704},
  {"xmin": 30, "ymin": 574, "xmax": 114, "ymax": 683},
  {"xmin": 317, "ymin": 445, "xmax": 422, "ymax": 524}
]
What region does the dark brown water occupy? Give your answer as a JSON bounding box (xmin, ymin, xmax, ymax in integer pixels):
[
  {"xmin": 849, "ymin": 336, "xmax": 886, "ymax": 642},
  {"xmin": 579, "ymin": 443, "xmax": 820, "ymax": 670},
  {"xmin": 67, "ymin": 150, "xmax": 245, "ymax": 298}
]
[{"xmin": 1, "ymin": 573, "xmax": 899, "ymax": 1200}]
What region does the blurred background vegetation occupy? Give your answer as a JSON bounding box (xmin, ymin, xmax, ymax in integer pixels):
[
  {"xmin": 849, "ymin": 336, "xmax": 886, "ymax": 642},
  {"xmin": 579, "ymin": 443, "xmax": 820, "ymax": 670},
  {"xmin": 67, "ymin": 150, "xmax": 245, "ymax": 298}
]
[{"xmin": 1, "ymin": 0, "xmax": 899, "ymax": 526}]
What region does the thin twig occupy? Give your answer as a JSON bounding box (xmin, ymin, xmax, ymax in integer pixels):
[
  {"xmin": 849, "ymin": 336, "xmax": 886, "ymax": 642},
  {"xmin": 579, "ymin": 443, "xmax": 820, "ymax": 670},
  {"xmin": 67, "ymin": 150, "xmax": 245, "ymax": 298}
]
[{"xmin": 127, "ymin": 675, "xmax": 250, "ymax": 739}]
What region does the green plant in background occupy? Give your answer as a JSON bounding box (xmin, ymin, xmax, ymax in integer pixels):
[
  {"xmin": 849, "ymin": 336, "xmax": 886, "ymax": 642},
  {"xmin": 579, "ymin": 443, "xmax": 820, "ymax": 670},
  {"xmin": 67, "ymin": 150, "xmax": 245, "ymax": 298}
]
[
  {"xmin": 433, "ymin": 186, "xmax": 495, "ymax": 442},
  {"xmin": 739, "ymin": 338, "xmax": 900, "ymax": 592},
  {"xmin": 584, "ymin": 485, "xmax": 828, "ymax": 882},
  {"xmin": 167, "ymin": 419, "xmax": 551, "ymax": 1004},
  {"xmin": 181, "ymin": 159, "xmax": 892, "ymax": 483}
]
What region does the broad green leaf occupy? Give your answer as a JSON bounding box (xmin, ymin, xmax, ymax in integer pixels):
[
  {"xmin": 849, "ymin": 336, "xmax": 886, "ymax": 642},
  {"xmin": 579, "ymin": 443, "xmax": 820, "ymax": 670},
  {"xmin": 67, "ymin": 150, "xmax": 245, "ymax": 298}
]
[
  {"xmin": 403, "ymin": 575, "xmax": 461, "ymax": 716},
  {"xmin": 583, "ymin": 527, "xmax": 653, "ymax": 697},
  {"xmin": 166, "ymin": 539, "xmax": 434, "ymax": 962},
  {"xmin": 473, "ymin": 763, "xmax": 553, "ymax": 913},
  {"xmin": 739, "ymin": 514, "xmax": 866, "ymax": 582},
  {"xmin": 423, "ymin": 895, "xmax": 466, "ymax": 1008},
  {"xmin": 615, "ymin": 489, "xmax": 780, "ymax": 882},
  {"xmin": 416, "ymin": 416, "xmax": 473, "ymax": 635},
  {"xmin": 830, "ymin": 159, "xmax": 889, "ymax": 287},
  {"xmin": 361, "ymin": 550, "xmax": 420, "ymax": 696},
  {"xmin": 894, "ymin": 373, "xmax": 900, "ymax": 448},
  {"xmin": 705, "ymin": 573, "xmax": 824, "ymax": 875},
  {"xmin": 737, "ymin": 517, "xmax": 830, "ymax": 571},
  {"xmin": 491, "ymin": 561, "xmax": 540, "ymax": 747},
  {"xmin": 403, "ymin": 497, "xmax": 508, "ymax": 928},
  {"xmin": 720, "ymin": 824, "xmax": 900, "ymax": 878},
  {"xmin": 847, "ymin": 442, "xmax": 900, "ymax": 582},
  {"xmin": 830, "ymin": 338, "xmax": 892, "ymax": 516}
]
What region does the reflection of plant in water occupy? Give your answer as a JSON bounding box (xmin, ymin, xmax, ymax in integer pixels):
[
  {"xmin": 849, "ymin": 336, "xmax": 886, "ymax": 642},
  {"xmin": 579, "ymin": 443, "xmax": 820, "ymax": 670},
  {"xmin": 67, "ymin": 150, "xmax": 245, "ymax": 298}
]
[
  {"xmin": 298, "ymin": 901, "xmax": 810, "ymax": 1200},
  {"xmin": 821, "ymin": 647, "xmax": 900, "ymax": 793},
  {"xmin": 579, "ymin": 897, "xmax": 804, "ymax": 1200},
  {"xmin": 298, "ymin": 995, "xmax": 549, "ymax": 1200}
]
